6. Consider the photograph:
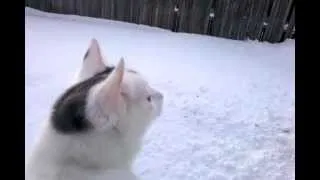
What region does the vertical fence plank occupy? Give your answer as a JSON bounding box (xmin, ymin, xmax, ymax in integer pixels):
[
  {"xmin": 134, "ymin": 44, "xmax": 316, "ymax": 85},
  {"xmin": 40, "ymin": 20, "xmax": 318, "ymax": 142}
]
[
  {"xmin": 152, "ymin": 0, "xmax": 160, "ymax": 26},
  {"xmin": 245, "ymin": 0, "xmax": 257, "ymax": 40},
  {"xmin": 101, "ymin": 0, "xmax": 112, "ymax": 19},
  {"xmin": 87, "ymin": 0, "xmax": 102, "ymax": 18},
  {"xmin": 278, "ymin": 0, "xmax": 294, "ymax": 42},
  {"xmin": 113, "ymin": 0, "xmax": 125, "ymax": 21},
  {"xmin": 103, "ymin": 0, "xmax": 115, "ymax": 20},
  {"xmin": 26, "ymin": 0, "xmax": 41, "ymax": 10},
  {"xmin": 246, "ymin": 0, "xmax": 267, "ymax": 40},
  {"xmin": 205, "ymin": 0, "xmax": 214, "ymax": 35},
  {"xmin": 270, "ymin": 0, "xmax": 290, "ymax": 42},
  {"xmin": 130, "ymin": 0, "xmax": 142, "ymax": 24},
  {"xmin": 150, "ymin": 0, "xmax": 160, "ymax": 26},
  {"xmin": 256, "ymin": 0, "xmax": 270, "ymax": 41},
  {"xmin": 127, "ymin": 0, "xmax": 139, "ymax": 23},
  {"xmin": 178, "ymin": 0, "xmax": 194, "ymax": 33},
  {"xmin": 110, "ymin": 0, "xmax": 116, "ymax": 20},
  {"xmin": 76, "ymin": 0, "xmax": 89, "ymax": 17},
  {"xmin": 274, "ymin": 0, "xmax": 290, "ymax": 42},
  {"xmin": 205, "ymin": 1, "xmax": 213, "ymax": 35},
  {"xmin": 235, "ymin": 0, "xmax": 250, "ymax": 40},
  {"xmin": 209, "ymin": 0, "xmax": 225, "ymax": 37},
  {"xmin": 59, "ymin": 0, "xmax": 77, "ymax": 15},
  {"xmin": 240, "ymin": 0, "xmax": 253, "ymax": 40},
  {"xmin": 156, "ymin": 0, "xmax": 175, "ymax": 30},
  {"xmin": 73, "ymin": 0, "xmax": 80, "ymax": 16},
  {"xmin": 189, "ymin": 0, "xmax": 212, "ymax": 34},
  {"xmin": 226, "ymin": 0, "xmax": 242, "ymax": 40},
  {"xmin": 122, "ymin": 0, "xmax": 132, "ymax": 22},
  {"xmin": 290, "ymin": 26, "xmax": 295, "ymax": 39},
  {"xmin": 172, "ymin": 0, "xmax": 181, "ymax": 32},
  {"xmin": 203, "ymin": 0, "xmax": 214, "ymax": 34},
  {"xmin": 50, "ymin": 0, "xmax": 63, "ymax": 14},
  {"xmin": 283, "ymin": 6, "xmax": 295, "ymax": 40},
  {"xmin": 139, "ymin": 0, "xmax": 148, "ymax": 25},
  {"xmin": 218, "ymin": 0, "xmax": 231, "ymax": 37},
  {"xmin": 38, "ymin": 0, "xmax": 47, "ymax": 11},
  {"xmin": 262, "ymin": 0, "xmax": 281, "ymax": 42},
  {"xmin": 116, "ymin": 0, "xmax": 133, "ymax": 22},
  {"xmin": 154, "ymin": 0, "xmax": 165, "ymax": 28}
]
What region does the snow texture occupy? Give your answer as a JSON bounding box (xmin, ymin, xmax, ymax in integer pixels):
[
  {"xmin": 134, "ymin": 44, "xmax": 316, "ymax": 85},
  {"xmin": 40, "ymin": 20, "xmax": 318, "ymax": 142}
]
[{"xmin": 25, "ymin": 7, "xmax": 295, "ymax": 180}]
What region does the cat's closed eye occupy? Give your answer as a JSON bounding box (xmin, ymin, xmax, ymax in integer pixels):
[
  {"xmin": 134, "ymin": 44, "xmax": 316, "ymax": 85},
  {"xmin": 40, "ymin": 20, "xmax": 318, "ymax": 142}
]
[{"xmin": 147, "ymin": 96, "xmax": 152, "ymax": 102}]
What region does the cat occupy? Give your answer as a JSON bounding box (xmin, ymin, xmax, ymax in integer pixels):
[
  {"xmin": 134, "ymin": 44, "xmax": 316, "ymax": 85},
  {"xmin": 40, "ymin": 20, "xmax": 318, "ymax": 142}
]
[{"xmin": 25, "ymin": 38, "xmax": 164, "ymax": 180}]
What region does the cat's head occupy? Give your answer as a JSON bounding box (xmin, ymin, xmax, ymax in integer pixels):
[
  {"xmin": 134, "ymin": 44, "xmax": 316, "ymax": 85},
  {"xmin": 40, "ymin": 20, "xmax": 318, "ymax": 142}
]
[{"xmin": 51, "ymin": 39, "xmax": 163, "ymax": 137}]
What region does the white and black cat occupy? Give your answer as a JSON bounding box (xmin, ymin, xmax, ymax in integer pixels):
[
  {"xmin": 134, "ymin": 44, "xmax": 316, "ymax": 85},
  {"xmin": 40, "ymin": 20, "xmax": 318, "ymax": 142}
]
[{"xmin": 25, "ymin": 39, "xmax": 163, "ymax": 180}]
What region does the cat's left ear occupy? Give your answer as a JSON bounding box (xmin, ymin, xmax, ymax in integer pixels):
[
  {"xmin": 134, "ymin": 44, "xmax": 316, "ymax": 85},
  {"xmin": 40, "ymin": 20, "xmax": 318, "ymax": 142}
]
[{"xmin": 77, "ymin": 38, "xmax": 107, "ymax": 81}]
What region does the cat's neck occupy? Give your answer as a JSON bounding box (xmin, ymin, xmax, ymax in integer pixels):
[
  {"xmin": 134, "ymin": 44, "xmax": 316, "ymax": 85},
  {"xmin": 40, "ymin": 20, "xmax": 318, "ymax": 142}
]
[
  {"xmin": 26, "ymin": 123, "xmax": 142, "ymax": 174},
  {"xmin": 117, "ymin": 114, "xmax": 153, "ymax": 141}
]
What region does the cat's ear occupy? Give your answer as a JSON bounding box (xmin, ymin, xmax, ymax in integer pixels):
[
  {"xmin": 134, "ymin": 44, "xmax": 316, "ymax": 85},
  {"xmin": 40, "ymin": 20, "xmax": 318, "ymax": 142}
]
[
  {"xmin": 89, "ymin": 58, "xmax": 125, "ymax": 130},
  {"xmin": 78, "ymin": 38, "xmax": 106, "ymax": 81},
  {"xmin": 97, "ymin": 57, "xmax": 124, "ymax": 98}
]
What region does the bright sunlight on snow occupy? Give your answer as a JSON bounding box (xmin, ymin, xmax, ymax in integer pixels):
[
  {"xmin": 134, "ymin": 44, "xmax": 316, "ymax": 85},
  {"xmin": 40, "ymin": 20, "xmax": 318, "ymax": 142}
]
[{"xmin": 25, "ymin": 7, "xmax": 295, "ymax": 180}]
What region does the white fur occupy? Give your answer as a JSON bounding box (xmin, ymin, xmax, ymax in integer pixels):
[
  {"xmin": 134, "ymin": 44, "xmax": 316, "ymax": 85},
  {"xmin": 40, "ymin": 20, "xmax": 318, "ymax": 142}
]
[
  {"xmin": 77, "ymin": 39, "xmax": 106, "ymax": 82},
  {"xmin": 26, "ymin": 39, "xmax": 163, "ymax": 180}
]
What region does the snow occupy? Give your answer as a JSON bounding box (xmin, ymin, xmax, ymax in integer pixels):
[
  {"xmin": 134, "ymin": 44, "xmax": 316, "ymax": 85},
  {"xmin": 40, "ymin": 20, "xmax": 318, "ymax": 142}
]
[{"xmin": 25, "ymin": 7, "xmax": 295, "ymax": 180}]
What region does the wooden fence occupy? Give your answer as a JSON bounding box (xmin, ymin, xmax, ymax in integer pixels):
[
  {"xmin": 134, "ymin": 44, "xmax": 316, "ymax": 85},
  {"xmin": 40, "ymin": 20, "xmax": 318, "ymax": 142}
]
[{"xmin": 25, "ymin": 0, "xmax": 295, "ymax": 43}]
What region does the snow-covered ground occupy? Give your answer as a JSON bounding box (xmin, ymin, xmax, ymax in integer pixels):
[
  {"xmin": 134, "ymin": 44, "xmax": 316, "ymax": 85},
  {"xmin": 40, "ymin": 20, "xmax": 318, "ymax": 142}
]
[{"xmin": 25, "ymin": 7, "xmax": 295, "ymax": 180}]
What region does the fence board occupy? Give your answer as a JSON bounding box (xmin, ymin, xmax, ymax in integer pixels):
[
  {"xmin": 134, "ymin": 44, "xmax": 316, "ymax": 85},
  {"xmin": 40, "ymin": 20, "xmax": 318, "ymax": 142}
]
[
  {"xmin": 59, "ymin": 0, "xmax": 77, "ymax": 15},
  {"xmin": 101, "ymin": 0, "xmax": 112, "ymax": 19},
  {"xmin": 246, "ymin": 0, "xmax": 267, "ymax": 40},
  {"xmin": 26, "ymin": 0, "xmax": 41, "ymax": 10},
  {"xmin": 278, "ymin": 0, "xmax": 294, "ymax": 42},
  {"xmin": 140, "ymin": 0, "xmax": 155, "ymax": 26},
  {"xmin": 283, "ymin": 6, "xmax": 295, "ymax": 40},
  {"xmin": 47, "ymin": 0, "xmax": 60, "ymax": 13},
  {"xmin": 226, "ymin": 0, "xmax": 242, "ymax": 40},
  {"xmin": 114, "ymin": 0, "xmax": 126, "ymax": 21},
  {"xmin": 235, "ymin": 0, "xmax": 250, "ymax": 40},
  {"xmin": 25, "ymin": 0, "xmax": 295, "ymax": 43},
  {"xmin": 269, "ymin": 0, "xmax": 290, "ymax": 42},
  {"xmin": 218, "ymin": 0, "xmax": 231, "ymax": 37},
  {"xmin": 131, "ymin": 0, "xmax": 142, "ymax": 24},
  {"xmin": 245, "ymin": 0, "xmax": 257, "ymax": 39},
  {"xmin": 209, "ymin": 0, "xmax": 226, "ymax": 37},
  {"xmin": 157, "ymin": 0, "xmax": 175, "ymax": 29},
  {"xmin": 122, "ymin": 0, "xmax": 133, "ymax": 22},
  {"xmin": 262, "ymin": 0, "xmax": 286, "ymax": 42},
  {"xmin": 189, "ymin": 0, "xmax": 212, "ymax": 34},
  {"xmin": 203, "ymin": 0, "xmax": 214, "ymax": 35},
  {"xmin": 205, "ymin": 0, "xmax": 215, "ymax": 35},
  {"xmin": 170, "ymin": 0, "xmax": 179, "ymax": 32},
  {"xmin": 154, "ymin": 0, "xmax": 166, "ymax": 27},
  {"xmin": 256, "ymin": 0, "xmax": 270, "ymax": 41},
  {"xmin": 178, "ymin": 0, "xmax": 194, "ymax": 33},
  {"xmin": 77, "ymin": 0, "xmax": 90, "ymax": 16}
]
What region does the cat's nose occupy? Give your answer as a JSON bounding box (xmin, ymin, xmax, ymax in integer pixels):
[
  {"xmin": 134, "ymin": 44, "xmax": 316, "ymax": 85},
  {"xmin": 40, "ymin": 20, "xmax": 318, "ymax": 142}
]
[
  {"xmin": 154, "ymin": 92, "xmax": 163, "ymax": 100},
  {"xmin": 157, "ymin": 92, "xmax": 163, "ymax": 100}
]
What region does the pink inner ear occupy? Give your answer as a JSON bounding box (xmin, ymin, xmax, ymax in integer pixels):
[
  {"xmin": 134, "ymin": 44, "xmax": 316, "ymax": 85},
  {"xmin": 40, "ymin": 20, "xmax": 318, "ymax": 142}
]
[
  {"xmin": 95, "ymin": 58, "xmax": 125, "ymax": 110},
  {"xmin": 97, "ymin": 78, "xmax": 122, "ymax": 111},
  {"xmin": 89, "ymin": 42, "xmax": 103, "ymax": 62}
]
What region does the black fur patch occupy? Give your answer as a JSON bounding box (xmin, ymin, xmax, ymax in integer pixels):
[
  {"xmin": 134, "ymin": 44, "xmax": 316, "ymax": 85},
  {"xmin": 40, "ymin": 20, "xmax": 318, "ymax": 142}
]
[
  {"xmin": 83, "ymin": 49, "xmax": 89, "ymax": 61},
  {"xmin": 51, "ymin": 66, "xmax": 115, "ymax": 134}
]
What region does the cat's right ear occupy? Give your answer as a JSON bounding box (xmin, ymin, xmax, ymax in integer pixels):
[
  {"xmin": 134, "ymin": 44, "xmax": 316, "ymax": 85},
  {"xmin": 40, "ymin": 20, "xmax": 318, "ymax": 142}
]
[
  {"xmin": 78, "ymin": 38, "xmax": 107, "ymax": 81},
  {"xmin": 87, "ymin": 58, "xmax": 125, "ymax": 131}
]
